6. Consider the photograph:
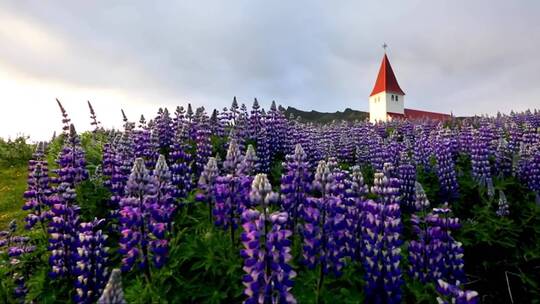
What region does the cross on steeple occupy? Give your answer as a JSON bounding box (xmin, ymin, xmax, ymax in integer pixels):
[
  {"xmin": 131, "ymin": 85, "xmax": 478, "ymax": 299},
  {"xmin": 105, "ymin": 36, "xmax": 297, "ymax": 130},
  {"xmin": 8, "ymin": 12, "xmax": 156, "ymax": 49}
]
[{"xmin": 382, "ymin": 43, "xmax": 388, "ymax": 52}]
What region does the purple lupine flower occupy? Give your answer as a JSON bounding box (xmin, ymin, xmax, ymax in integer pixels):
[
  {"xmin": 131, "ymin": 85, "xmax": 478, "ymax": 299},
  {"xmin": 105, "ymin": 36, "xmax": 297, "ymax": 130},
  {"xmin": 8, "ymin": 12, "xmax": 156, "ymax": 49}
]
[
  {"xmin": 169, "ymin": 125, "xmax": 193, "ymax": 199},
  {"xmin": 98, "ymin": 269, "xmax": 127, "ymax": 304},
  {"xmin": 214, "ymin": 172, "xmax": 253, "ymax": 243},
  {"xmin": 458, "ymin": 123, "xmax": 474, "ymax": 155},
  {"xmin": 197, "ymin": 157, "xmax": 219, "ymax": 221},
  {"xmin": 414, "ymin": 125, "xmax": 432, "ymax": 170},
  {"xmin": 48, "ymin": 191, "xmax": 80, "ymax": 279},
  {"xmin": 194, "ymin": 108, "xmax": 212, "ymax": 175},
  {"xmin": 362, "ymin": 167, "xmax": 403, "ymax": 304},
  {"xmin": 49, "ymin": 125, "xmax": 87, "ymax": 279},
  {"xmin": 266, "ymin": 101, "xmax": 288, "ymax": 158},
  {"xmin": 256, "ymin": 125, "xmax": 271, "ymax": 173},
  {"xmin": 410, "ymin": 203, "xmax": 464, "ymax": 284},
  {"xmin": 496, "ymin": 190, "xmax": 510, "ymax": 217},
  {"xmin": 280, "ymin": 144, "xmax": 311, "ymax": 231},
  {"xmin": 72, "ymin": 219, "xmax": 109, "ymax": 304},
  {"xmin": 56, "ymin": 124, "xmax": 89, "ymax": 187},
  {"xmin": 87, "ymin": 100, "xmax": 101, "ymax": 132},
  {"xmin": 302, "ymin": 160, "xmax": 347, "ymax": 279},
  {"xmin": 527, "ymin": 145, "xmax": 540, "ymax": 196},
  {"xmin": 471, "ymin": 129, "xmax": 491, "ymax": 184},
  {"xmin": 436, "ymin": 279, "xmax": 479, "ymax": 304},
  {"xmin": 241, "ymin": 174, "xmax": 296, "ymax": 304},
  {"xmin": 249, "ymin": 98, "xmax": 263, "ymax": 139},
  {"xmin": 56, "ymin": 98, "xmax": 71, "ymax": 135},
  {"xmin": 434, "ymin": 134, "xmax": 459, "ymax": 202},
  {"xmin": 223, "ymin": 139, "xmax": 243, "ymax": 174},
  {"xmin": 344, "ymin": 166, "xmax": 369, "ymax": 259},
  {"xmin": 134, "ymin": 115, "xmax": 158, "ymax": 170},
  {"xmin": 153, "ymin": 108, "xmax": 173, "ymax": 153},
  {"xmin": 237, "ymin": 145, "xmax": 259, "ymax": 176},
  {"xmin": 494, "ymin": 138, "xmax": 513, "ymax": 178},
  {"xmin": 0, "ymin": 220, "xmax": 36, "ymax": 300},
  {"xmin": 101, "ymin": 140, "xmax": 116, "ymax": 190},
  {"xmin": 398, "ymin": 151, "xmax": 416, "ymax": 211},
  {"xmin": 119, "ymin": 156, "xmax": 174, "ymax": 277},
  {"xmin": 110, "ymin": 132, "xmax": 135, "ymax": 219},
  {"xmin": 408, "ymin": 181, "xmax": 434, "ymax": 283},
  {"xmin": 23, "ymin": 142, "xmax": 52, "ymax": 231}
]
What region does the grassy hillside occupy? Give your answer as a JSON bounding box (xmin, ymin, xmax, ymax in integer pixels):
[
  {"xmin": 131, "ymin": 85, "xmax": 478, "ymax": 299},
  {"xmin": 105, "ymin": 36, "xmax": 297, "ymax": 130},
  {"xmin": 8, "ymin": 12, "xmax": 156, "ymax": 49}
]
[
  {"xmin": 284, "ymin": 106, "xmax": 369, "ymax": 123},
  {"xmin": 0, "ymin": 164, "xmax": 27, "ymax": 229}
]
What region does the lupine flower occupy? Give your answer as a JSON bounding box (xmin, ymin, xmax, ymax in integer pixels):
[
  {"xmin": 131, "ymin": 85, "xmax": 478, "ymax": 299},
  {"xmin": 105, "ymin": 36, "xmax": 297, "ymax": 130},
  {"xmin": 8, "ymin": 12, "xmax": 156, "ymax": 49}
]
[
  {"xmin": 197, "ymin": 157, "xmax": 219, "ymax": 221},
  {"xmin": 256, "ymin": 125, "xmax": 271, "ymax": 173},
  {"xmin": 153, "ymin": 108, "xmax": 173, "ymax": 153},
  {"xmin": 398, "ymin": 151, "xmax": 416, "ymax": 211},
  {"xmin": 0, "ymin": 220, "xmax": 36, "ymax": 300},
  {"xmin": 56, "ymin": 98, "xmax": 71, "ymax": 134},
  {"xmin": 495, "ymin": 138, "xmax": 513, "ymax": 177},
  {"xmin": 72, "ymin": 219, "xmax": 109, "ymax": 304},
  {"xmin": 436, "ymin": 280, "xmax": 479, "ymax": 304},
  {"xmin": 49, "ymin": 125, "xmax": 87, "ymax": 279},
  {"xmin": 98, "ymin": 269, "xmax": 127, "ymax": 304},
  {"xmin": 410, "ymin": 203, "xmax": 464, "ymax": 285},
  {"xmin": 280, "ymin": 144, "xmax": 311, "ymax": 231},
  {"xmin": 23, "ymin": 142, "xmax": 52, "ymax": 231},
  {"xmin": 134, "ymin": 115, "xmax": 158, "ymax": 169},
  {"xmin": 471, "ymin": 129, "xmax": 491, "ymax": 184},
  {"xmin": 56, "ymin": 124, "xmax": 89, "ymax": 187},
  {"xmin": 169, "ymin": 125, "xmax": 193, "ymax": 199},
  {"xmin": 241, "ymin": 174, "xmax": 296, "ymax": 304},
  {"xmin": 362, "ymin": 166, "xmax": 403, "ymax": 304},
  {"xmin": 87, "ymin": 100, "xmax": 101, "ymax": 131},
  {"xmin": 119, "ymin": 157, "xmax": 174, "ymax": 276},
  {"xmin": 194, "ymin": 108, "xmax": 212, "ymax": 175},
  {"xmin": 302, "ymin": 160, "xmax": 347, "ymax": 277},
  {"xmin": 213, "ymin": 169, "xmax": 253, "ymax": 243},
  {"xmin": 528, "ymin": 145, "xmax": 540, "ymax": 197},
  {"xmin": 344, "ymin": 166, "xmax": 369, "ymax": 259},
  {"xmin": 110, "ymin": 132, "xmax": 135, "ymax": 218},
  {"xmin": 237, "ymin": 145, "xmax": 259, "ymax": 176},
  {"xmin": 223, "ymin": 139, "xmax": 243, "ymax": 174},
  {"xmin": 434, "ymin": 134, "xmax": 459, "ymax": 202},
  {"xmin": 496, "ymin": 190, "xmax": 510, "ymax": 216}
]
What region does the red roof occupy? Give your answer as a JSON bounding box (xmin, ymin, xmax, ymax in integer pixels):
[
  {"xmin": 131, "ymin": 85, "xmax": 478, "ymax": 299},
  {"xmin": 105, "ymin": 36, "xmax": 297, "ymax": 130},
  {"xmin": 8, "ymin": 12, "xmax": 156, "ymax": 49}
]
[
  {"xmin": 387, "ymin": 112, "xmax": 405, "ymax": 120},
  {"xmin": 404, "ymin": 108, "xmax": 451, "ymax": 121},
  {"xmin": 370, "ymin": 54, "xmax": 405, "ymax": 97}
]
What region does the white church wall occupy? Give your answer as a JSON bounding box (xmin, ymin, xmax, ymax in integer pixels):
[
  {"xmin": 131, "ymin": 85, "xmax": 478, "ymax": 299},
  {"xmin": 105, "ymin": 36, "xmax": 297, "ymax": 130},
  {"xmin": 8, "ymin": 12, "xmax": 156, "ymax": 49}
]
[
  {"xmin": 369, "ymin": 92, "xmax": 387, "ymax": 123},
  {"xmin": 385, "ymin": 92, "xmax": 404, "ymax": 114}
]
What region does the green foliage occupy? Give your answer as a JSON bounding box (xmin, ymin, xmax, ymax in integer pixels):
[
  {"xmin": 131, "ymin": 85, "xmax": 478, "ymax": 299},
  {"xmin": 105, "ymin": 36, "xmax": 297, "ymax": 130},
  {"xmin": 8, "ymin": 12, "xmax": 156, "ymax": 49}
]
[
  {"xmin": 210, "ymin": 135, "xmax": 228, "ymax": 160},
  {"xmin": 76, "ymin": 179, "xmax": 112, "ymax": 222},
  {"xmin": 124, "ymin": 202, "xmax": 244, "ymax": 304},
  {"xmin": 294, "ymin": 262, "xmax": 365, "ymax": 304},
  {"xmin": 454, "ymin": 165, "xmax": 540, "ymax": 302},
  {"xmin": 0, "ymin": 136, "xmax": 33, "ymax": 167},
  {"xmin": 80, "ymin": 131, "xmax": 108, "ymax": 169},
  {"xmin": 0, "ymin": 165, "xmax": 27, "ymax": 229}
]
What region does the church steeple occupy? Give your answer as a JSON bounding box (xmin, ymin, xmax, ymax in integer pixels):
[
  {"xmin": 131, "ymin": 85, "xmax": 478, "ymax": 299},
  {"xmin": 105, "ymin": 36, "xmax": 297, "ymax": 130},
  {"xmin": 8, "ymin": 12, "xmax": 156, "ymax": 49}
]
[
  {"xmin": 368, "ymin": 49, "xmax": 406, "ymax": 123},
  {"xmin": 369, "ymin": 53, "xmax": 405, "ymax": 97}
]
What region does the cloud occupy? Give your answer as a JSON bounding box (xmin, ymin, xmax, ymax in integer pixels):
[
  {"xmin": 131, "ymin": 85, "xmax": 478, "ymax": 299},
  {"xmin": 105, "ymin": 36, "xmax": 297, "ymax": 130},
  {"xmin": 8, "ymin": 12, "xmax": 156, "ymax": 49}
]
[{"xmin": 0, "ymin": 1, "xmax": 539, "ymax": 140}]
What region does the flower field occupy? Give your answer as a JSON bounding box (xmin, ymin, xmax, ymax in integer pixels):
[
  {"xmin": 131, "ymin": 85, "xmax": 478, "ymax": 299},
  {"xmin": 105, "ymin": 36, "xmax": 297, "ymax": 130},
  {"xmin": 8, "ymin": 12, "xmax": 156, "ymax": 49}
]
[{"xmin": 1, "ymin": 99, "xmax": 540, "ymax": 303}]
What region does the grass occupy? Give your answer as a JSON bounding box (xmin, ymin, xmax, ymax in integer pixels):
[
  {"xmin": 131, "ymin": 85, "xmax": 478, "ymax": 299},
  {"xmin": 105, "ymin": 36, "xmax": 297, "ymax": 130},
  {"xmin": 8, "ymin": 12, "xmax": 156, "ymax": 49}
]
[{"xmin": 0, "ymin": 164, "xmax": 27, "ymax": 230}]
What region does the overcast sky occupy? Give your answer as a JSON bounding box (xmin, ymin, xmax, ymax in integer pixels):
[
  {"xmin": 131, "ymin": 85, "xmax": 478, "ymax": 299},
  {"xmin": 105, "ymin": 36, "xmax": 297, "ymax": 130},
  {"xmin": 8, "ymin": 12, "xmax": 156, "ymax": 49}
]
[{"xmin": 1, "ymin": 1, "xmax": 539, "ymax": 140}]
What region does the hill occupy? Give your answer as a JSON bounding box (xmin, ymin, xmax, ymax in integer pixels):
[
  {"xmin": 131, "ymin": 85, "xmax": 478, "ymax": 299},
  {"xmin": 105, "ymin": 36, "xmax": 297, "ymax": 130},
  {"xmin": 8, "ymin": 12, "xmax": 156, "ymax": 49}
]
[{"xmin": 284, "ymin": 106, "xmax": 369, "ymax": 123}]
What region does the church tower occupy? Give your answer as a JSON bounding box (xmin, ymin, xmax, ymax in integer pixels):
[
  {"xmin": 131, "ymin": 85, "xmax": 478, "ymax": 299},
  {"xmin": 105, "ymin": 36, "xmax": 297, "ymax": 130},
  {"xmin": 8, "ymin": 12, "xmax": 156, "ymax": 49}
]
[{"xmin": 369, "ymin": 51, "xmax": 405, "ymax": 123}]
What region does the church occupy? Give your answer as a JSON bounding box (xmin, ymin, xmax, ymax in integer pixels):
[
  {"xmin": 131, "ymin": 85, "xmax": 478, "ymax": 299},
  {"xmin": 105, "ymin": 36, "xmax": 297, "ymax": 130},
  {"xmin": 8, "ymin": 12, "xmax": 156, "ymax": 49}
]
[{"xmin": 368, "ymin": 51, "xmax": 451, "ymax": 123}]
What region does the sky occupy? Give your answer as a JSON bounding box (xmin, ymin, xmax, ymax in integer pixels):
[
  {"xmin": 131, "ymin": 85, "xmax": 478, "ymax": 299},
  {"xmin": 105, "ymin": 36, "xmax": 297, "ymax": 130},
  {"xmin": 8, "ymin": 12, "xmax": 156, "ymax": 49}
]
[{"xmin": 1, "ymin": 1, "xmax": 539, "ymax": 141}]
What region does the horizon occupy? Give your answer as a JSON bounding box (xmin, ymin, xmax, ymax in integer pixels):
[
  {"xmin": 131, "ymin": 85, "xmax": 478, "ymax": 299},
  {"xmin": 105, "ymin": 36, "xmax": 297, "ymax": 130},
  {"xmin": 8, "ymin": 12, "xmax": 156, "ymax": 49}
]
[{"xmin": 1, "ymin": 1, "xmax": 540, "ymax": 140}]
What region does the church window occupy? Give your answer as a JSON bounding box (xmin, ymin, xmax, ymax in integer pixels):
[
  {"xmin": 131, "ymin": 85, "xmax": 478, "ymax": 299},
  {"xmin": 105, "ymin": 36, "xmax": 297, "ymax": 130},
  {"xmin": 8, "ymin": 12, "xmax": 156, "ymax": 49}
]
[{"xmin": 396, "ymin": 95, "xmax": 398, "ymax": 101}]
